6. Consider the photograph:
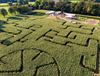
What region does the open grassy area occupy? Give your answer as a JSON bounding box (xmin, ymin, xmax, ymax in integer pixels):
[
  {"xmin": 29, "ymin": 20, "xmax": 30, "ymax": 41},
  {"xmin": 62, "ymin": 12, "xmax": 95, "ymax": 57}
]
[
  {"xmin": 0, "ymin": 3, "xmax": 9, "ymax": 7},
  {"xmin": 0, "ymin": 10, "xmax": 100, "ymax": 76},
  {"xmin": 71, "ymin": 0, "xmax": 81, "ymax": 3},
  {"xmin": 79, "ymin": 15, "xmax": 100, "ymax": 20}
]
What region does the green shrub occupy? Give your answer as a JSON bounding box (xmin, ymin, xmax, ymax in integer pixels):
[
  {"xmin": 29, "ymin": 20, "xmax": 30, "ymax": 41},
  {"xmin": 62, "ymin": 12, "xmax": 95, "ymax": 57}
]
[
  {"xmin": 8, "ymin": 2, "xmax": 13, "ymax": 6},
  {"xmin": 8, "ymin": 7, "xmax": 16, "ymax": 14},
  {"xmin": 16, "ymin": 5, "xmax": 32, "ymax": 14},
  {"xmin": 17, "ymin": 0, "xmax": 29, "ymax": 5},
  {"xmin": 0, "ymin": 8, "xmax": 8, "ymax": 17}
]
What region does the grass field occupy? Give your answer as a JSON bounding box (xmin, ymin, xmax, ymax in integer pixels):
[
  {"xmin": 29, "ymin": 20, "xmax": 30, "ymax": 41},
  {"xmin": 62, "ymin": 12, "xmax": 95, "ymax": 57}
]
[
  {"xmin": 0, "ymin": 4, "xmax": 11, "ymax": 20},
  {"xmin": 79, "ymin": 15, "xmax": 100, "ymax": 20},
  {"xmin": 0, "ymin": 10, "xmax": 100, "ymax": 76},
  {"xmin": 71, "ymin": 0, "xmax": 80, "ymax": 3}
]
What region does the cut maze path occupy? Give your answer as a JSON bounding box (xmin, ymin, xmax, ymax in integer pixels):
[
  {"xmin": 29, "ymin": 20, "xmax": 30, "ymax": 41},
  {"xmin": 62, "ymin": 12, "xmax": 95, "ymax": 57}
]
[{"xmin": 0, "ymin": 15, "xmax": 100, "ymax": 76}]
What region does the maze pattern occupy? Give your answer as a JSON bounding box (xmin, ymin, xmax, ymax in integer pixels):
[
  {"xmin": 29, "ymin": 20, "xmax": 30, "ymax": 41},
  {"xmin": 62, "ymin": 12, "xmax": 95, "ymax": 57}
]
[
  {"xmin": 0, "ymin": 18, "xmax": 43, "ymax": 46},
  {"xmin": 0, "ymin": 16, "xmax": 100, "ymax": 76},
  {"xmin": 37, "ymin": 22, "xmax": 100, "ymax": 47},
  {"xmin": 0, "ymin": 48, "xmax": 60, "ymax": 76},
  {"xmin": 35, "ymin": 21, "xmax": 100, "ymax": 76}
]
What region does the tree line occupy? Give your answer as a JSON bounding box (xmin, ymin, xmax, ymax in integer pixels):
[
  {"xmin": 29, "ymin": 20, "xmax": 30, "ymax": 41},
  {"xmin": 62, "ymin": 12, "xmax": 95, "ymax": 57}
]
[
  {"xmin": 34, "ymin": 0, "xmax": 100, "ymax": 16},
  {"xmin": 0, "ymin": 5, "xmax": 32, "ymax": 17},
  {"xmin": 0, "ymin": 0, "xmax": 100, "ymax": 17}
]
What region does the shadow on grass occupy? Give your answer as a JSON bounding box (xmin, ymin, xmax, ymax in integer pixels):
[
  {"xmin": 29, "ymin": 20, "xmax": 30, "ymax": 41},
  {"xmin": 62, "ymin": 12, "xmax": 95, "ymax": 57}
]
[
  {"xmin": 79, "ymin": 55, "xmax": 95, "ymax": 72},
  {"xmin": 95, "ymin": 44, "xmax": 100, "ymax": 74},
  {"xmin": 8, "ymin": 16, "xmax": 22, "ymax": 20},
  {"xmin": 16, "ymin": 14, "xmax": 29, "ymax": 18},
  {"xmin": 0, "ymin": 20, "xmax": 12, "ymax": 46},
  {"xmin": 26, "ymin": 12, "xmax": 45, "ymax": 16},
  {"xmin": 1, "ymin": 40, "xmax": 12, "ymax": 46},
  {"xmin": 0, "ymin": 20, "xmax": 7, "ymax": 25},
  {"xmin": 0, "ymin": 20, "xmax": 6, "ymax": 32}
]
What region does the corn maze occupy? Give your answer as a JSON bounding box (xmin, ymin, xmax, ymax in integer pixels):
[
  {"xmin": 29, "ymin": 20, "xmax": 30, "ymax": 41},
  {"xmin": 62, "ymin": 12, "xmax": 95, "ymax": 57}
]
[{"xmin": 0, "ymin": 15, "xmax": 100, "ymax": 76}]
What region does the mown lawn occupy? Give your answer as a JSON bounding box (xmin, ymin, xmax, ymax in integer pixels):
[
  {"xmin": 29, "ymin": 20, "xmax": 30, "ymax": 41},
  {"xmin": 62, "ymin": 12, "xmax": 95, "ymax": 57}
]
[
  {"xmin": 71, "ymin": 0, "xmax": 80, "ymax": 3},
  {"xmin": 0, "ymin": 10, "xmax": 100, "ymax": 76}
]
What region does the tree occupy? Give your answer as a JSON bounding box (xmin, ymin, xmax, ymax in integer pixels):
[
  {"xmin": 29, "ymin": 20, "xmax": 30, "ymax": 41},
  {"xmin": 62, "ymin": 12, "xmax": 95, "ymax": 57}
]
[
  {"xmin": 96, "ymin": 0, "xmax": 100, "ymax": 2},
  {"xmin": 91, "ymin": 3, "xmax": 100, "ymax": 16},
  {"xmin": 83, "ymin": 1, "xmax": 93, "ymax": 14},
  {"xmin": 70, "ymin": 3, "xmax": 77, "ymax": 13},
  {"xmin": 63, "ymin": 0, "xmax": 69, "ymax": 2},
  {"xmin": 74, "ymin": 1, "xmax": 85, "ymax": 14},
  {"xmin": 16, "ymin": 5, "xmax": 31, "ymax": 14},
  {"xmin": 17, "ymin": 0, "xmax": 29, "ymax": 5},
  {"xmin": 48, "ymin": 1, "xmax": 55, "ymax": 10},
  {"xmin": 8, "ymin": 2, "xmax": 13, "ymax": 6},
  {"xmin": 35, "ymin": 0, "xmax": 42, "ymax": 9},
  {"xmin": 0, "ymin": 8, "xmax": 8, "ymax": 17},
  {"xmin": 55, "ymin": 2, "xmax": 65, "ymax": 10},
  {"xmin": 8, "ymin": 7, "xmax": 16, "ymax": 15}
]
